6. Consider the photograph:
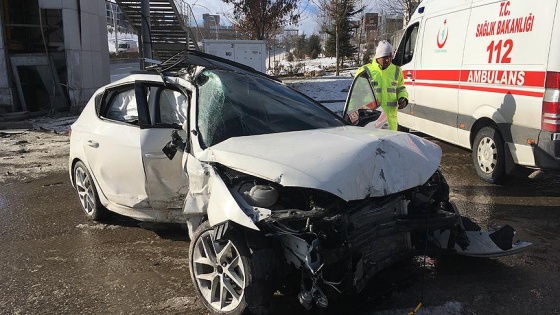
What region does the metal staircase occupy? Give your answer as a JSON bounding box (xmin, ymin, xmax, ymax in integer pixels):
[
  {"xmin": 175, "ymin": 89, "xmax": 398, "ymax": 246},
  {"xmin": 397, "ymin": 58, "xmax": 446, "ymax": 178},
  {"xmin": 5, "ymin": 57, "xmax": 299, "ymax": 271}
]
[{"xmin": 115, "ymin": 0, "xmax": 203, "ymax": 62}]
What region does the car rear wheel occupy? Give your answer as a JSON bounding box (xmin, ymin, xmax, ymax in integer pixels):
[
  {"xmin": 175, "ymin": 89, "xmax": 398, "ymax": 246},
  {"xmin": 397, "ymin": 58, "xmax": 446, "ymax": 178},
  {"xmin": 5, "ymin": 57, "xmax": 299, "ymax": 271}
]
[
  {"xmin": 472, "ymin": 126, "xmax": 505, "ymax": 183},
  {"xmin": 189, "ymin": 221, "xmax": 275, "ymax": 315},
  {"xmin": 73, "ymin": 161, "xmax": 107, "ymax": 221}
]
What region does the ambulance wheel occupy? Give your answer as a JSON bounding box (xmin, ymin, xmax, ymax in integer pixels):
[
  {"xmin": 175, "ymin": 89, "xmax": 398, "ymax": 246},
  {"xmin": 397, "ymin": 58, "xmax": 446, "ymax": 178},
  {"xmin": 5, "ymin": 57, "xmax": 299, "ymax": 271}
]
[
  {"xmin": 472, "ymin": 126, "xmax": 506, "ymax": 183},
  {"xmin": 397, "ymin": 125, "xmax": 410, "ymax": 133}
]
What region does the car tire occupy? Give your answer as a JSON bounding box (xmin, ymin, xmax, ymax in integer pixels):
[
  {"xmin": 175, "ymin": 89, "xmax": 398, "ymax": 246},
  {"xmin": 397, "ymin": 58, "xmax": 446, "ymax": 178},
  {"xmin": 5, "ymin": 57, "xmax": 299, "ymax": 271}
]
[
  {"xmin": 73, "ymin": 161, "xmax": 107, "ymax": 221},
  {"xmin": 189, "ymin": 221, "xmax": 275, "ymax": 315},
  {"xmin": 472, "ymin": 126, "xmax": 506, "ymax": 184}
]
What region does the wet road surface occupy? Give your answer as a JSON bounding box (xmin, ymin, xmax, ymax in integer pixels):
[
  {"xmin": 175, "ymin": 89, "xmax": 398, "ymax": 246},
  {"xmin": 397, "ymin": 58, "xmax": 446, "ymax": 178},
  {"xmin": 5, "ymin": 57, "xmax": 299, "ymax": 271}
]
[{"xmin": 1, "ymin": 137, "xmax": 560, "ymax": 314}]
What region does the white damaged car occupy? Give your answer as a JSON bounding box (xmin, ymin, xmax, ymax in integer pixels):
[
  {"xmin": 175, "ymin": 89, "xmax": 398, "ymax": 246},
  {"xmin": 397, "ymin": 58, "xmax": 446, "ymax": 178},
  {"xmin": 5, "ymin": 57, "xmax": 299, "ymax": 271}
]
[{"xmin": 69, "ymin": 50, "xmax": 531, "ymax": 314}]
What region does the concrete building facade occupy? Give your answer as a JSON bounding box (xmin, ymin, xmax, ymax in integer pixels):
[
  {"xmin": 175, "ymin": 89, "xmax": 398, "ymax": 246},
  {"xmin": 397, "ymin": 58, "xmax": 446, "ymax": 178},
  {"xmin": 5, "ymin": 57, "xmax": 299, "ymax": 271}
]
[{"xmin": 1, "ymin": 0, "xmax": 109, "ymax": 114}]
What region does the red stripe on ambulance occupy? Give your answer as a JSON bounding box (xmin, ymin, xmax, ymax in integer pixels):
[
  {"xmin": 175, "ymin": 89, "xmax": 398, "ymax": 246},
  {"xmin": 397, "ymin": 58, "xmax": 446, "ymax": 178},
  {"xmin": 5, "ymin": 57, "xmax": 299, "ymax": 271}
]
[{"xmin": 411, "ymin": 69, "xmax": 546, "ymax": 87}]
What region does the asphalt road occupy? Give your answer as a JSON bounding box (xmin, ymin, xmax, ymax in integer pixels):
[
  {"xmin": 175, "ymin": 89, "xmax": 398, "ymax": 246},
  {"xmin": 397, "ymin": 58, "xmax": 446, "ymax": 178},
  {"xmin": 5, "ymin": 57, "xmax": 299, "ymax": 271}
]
[{"xmin": 1, "ymin": 136, "xmax": 559, "ymax": 314}]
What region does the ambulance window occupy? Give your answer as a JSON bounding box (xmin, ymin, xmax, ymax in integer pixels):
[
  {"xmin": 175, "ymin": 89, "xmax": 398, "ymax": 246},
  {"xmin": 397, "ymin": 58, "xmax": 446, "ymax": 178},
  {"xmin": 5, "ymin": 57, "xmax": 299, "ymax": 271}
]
[{"xmin": 394, "ymin": 23, "xmax": 419, "ymax": 66}]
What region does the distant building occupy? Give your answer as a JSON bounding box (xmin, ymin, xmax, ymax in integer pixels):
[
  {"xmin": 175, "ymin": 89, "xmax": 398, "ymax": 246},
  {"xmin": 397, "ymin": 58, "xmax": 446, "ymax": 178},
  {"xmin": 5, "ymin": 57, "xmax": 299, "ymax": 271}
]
[
  {"xmin": 105, "ymin": 1, "xmax": 130, "ymax": 30},
  {"xmin": 202, "ymin": 14, "xmax": 220, "ymax": 30},
  {"xmin": 362, "ymin": 13, "xmax": 379, "ymax": 44}
]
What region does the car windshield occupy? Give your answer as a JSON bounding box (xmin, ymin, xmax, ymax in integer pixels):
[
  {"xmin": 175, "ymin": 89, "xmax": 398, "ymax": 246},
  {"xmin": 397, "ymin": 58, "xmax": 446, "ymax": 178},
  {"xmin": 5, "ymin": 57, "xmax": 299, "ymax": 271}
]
[{"xmin": 196, "ymin": 69, "xmax": 346, "ymax": 147}]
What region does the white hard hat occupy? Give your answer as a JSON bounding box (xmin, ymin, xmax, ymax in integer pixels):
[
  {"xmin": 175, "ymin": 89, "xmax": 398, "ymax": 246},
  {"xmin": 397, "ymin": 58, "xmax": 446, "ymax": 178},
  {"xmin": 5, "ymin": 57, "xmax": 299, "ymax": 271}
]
[{"xmin": 374, "ymin": 40, "xmax": 393, "ymax": 59}]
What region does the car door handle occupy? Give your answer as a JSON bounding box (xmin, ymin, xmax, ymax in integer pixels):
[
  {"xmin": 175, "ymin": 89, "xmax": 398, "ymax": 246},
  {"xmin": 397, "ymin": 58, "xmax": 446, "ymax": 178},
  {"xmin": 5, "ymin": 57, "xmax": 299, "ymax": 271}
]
[
  {"xmin": 406, "ymin": 72, "xmax": 413, "ymax": 78},
  {"xmin": 87, "ymin": 140, "xmax": 99, "ymax": 148},
  {"xmin": 144, "ymin": 153, "xmax": 167, "ymax": 159}
]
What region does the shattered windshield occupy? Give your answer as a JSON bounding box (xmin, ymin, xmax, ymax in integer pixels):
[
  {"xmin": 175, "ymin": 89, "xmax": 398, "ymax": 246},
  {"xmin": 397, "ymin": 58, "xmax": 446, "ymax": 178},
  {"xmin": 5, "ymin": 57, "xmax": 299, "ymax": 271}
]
[{"xmin": 196, "ymin": 69, "xmax": 346, "ymax": 147}]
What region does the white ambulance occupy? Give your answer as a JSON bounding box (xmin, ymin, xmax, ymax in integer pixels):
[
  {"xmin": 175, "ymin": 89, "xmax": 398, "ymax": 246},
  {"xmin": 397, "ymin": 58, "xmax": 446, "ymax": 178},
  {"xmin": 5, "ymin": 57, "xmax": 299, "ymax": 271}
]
[{"xmin": 393, "ymin": 0, "xmax": 560, "ymax": 183}]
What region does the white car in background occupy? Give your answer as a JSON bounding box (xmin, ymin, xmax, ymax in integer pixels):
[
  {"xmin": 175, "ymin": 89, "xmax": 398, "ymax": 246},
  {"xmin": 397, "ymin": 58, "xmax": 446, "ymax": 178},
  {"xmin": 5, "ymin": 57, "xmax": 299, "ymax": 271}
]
[{"xmin": 68, "ymin": 50, "xmax": 531, "ymax": 315}]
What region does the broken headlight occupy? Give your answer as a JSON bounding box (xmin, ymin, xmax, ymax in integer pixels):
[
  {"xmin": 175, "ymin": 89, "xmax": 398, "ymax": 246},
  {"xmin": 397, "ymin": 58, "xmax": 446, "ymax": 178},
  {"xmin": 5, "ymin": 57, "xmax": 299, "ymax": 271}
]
[{"xmin": 238, "ymin": 182, "xmax": 279, "ymax": 208}]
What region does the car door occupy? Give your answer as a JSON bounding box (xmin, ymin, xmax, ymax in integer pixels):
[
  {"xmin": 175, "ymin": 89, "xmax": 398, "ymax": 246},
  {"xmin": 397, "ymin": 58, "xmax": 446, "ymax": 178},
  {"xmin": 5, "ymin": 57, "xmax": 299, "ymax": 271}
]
[
  {"xmin": 139, "ymin": 83, "xmax": 190, "ymax": 210},
  {"xmin": 342, "ymin": 70, "xmax": 386, "ymax": 128},
  {"xmin": 393, "ymin": 21, "xmax": 420, "ymax": 130},
  {"xmin": 83, "ymin": 83, "xmax": 151, "ymax": 208}
]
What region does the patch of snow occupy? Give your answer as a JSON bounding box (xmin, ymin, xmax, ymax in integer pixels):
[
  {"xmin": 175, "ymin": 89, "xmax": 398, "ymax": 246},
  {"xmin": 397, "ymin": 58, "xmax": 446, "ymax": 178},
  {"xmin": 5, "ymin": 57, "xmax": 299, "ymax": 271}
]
[{"xmin": 76, "ymin": 223, "xmax": 120, "ymax": 230}]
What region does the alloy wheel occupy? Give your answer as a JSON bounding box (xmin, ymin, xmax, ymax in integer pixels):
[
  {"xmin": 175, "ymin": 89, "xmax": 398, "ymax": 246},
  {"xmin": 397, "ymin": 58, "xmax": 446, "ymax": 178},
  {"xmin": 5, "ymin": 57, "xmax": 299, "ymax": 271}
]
[
  {"xmin": 74, "ymin": 166, "xmax": 96, "ymax": 215},
  {"xmin": 192, "ymin": 230, "xmax": 246, "ymax": 312}
]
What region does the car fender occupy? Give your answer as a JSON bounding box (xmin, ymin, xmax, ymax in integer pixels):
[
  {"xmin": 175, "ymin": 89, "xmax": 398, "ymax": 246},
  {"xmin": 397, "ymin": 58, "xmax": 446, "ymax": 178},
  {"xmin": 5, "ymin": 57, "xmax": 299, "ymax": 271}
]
[
  {"xmin": 183, "ymin": 157, "xmax": 258, "ymax": 231},
  {"xmin": 206, "ymin": 167, "xmax": 259, "ymax": 231}
]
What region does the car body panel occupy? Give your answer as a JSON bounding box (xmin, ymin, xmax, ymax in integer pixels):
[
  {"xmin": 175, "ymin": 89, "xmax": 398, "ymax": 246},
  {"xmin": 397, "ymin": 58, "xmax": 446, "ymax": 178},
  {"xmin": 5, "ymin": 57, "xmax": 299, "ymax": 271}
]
[
  {"xmin": 435, "ymin": 228, "xmax": 533, "ymax": 258},
  {"xmin": 83, "ymin": 118, "xmax": 149, "ymax": 208},
  {"xmin": 141, "ymin": 128, "xmax": 187, "ymax": 209},
  {"xmin": 198, "ymin": 126, "xmax": 442, "ymax": 201}
]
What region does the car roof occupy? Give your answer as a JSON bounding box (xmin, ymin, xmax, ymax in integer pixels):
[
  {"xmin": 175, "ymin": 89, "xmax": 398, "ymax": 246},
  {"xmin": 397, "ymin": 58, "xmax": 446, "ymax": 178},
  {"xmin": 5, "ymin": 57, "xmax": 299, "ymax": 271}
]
[{"xmin": 141, "ymin": 50, "xmax": 279, "ymax": 82}]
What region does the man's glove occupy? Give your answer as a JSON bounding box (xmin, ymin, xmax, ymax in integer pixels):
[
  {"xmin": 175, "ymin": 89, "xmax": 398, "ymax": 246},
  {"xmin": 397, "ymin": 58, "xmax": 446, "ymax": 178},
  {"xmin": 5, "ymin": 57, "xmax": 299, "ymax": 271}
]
[{"xmin": 398, "ymin": 97, "xmax": 408, "ymax": 109}]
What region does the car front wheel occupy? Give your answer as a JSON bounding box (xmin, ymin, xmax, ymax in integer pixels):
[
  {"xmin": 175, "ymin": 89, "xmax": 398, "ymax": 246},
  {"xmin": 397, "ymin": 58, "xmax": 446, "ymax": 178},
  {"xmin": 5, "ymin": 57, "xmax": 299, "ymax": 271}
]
[
  {"xmin": 472, "ymin": 126, "xmax": 506, "ymax": 183},
  {"xmin": 73, "ymin": 161, "xmax": 107, "ymax": 220},
  {"xmin": 189, "ymin": 221, "xmax": 275, "ymax": 315}
]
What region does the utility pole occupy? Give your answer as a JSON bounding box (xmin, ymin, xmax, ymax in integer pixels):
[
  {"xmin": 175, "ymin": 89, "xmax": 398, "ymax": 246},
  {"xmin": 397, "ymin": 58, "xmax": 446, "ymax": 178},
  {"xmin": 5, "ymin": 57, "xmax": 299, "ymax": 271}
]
[
  {"xmin": 335, "ymin": 22, "xmax": 339, "ymax": 76},
  {"xmin": 112, "ymin": 4, "xmax": 118, "ymax": 55},
  {"xmin": 140, "ymin": 0, "xmax": 152, "ymax": 69},
  {"xmin": 335, "ymin": 0, "xmax": 339, "ymax": 76}
]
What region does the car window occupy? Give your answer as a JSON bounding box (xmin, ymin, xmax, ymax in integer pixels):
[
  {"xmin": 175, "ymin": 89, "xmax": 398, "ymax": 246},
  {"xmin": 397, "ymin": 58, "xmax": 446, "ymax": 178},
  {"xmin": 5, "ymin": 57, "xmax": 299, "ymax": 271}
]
[
  {"xmin": 344, "ymin": 72, "xmax": 379, "ymax": 124},
  {"xmin": 157, "ymin": 89, "xmax": 188, "ymax": 125},
  {"xmin": 393, "ymin": 22, "xmax": 419, "ymax": 66},
  {"xmin": 105, "ymin": 89, "xmax": 138, "ymax": 124},
  {"xmin": 196, "ymin": 69, "xmax": 346, "ymax": 147}
]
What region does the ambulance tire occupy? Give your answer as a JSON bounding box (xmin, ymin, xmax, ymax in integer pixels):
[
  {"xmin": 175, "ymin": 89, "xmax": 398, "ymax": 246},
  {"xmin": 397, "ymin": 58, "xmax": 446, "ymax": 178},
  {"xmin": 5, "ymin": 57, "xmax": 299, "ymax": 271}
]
[
  {"xmin": 472, "ymin": 126, "xmax": 506, "ymax": 184},
  {"xmin": 397, "ymin": 125, "xmax": 410, "ymax": 133}
]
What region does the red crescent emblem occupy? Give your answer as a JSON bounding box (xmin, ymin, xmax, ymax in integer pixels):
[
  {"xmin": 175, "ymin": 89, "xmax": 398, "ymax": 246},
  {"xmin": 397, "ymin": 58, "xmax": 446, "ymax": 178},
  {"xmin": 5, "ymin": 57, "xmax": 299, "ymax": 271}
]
[{"xmin": 437, "ymin": 28, "xmax": 448, "ymax": 48}]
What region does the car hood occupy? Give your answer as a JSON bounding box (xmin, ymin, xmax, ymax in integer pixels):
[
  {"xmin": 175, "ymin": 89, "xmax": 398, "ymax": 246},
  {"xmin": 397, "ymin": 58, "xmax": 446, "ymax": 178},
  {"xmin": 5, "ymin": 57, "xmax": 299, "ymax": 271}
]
[{"xmin": 198, "ymin": 126, "xmax": 442, "ymax": 201}]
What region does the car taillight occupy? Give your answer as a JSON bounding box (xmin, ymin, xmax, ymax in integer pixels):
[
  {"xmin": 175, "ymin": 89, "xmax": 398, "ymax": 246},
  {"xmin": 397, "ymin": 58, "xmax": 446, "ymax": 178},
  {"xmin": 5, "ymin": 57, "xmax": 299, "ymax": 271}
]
[
  {"xmin": 68, "ymin": 127, "xmax": 72, "ymax": 136},
  {"xmin": 542, "ymin": 71, "xmax": 560, "ymax": 132}
]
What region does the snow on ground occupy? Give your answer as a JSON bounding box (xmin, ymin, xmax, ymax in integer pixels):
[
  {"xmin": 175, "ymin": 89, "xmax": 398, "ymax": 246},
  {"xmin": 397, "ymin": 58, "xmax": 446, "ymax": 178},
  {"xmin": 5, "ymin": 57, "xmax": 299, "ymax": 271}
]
[{"xmin": 283, "ymin": 70, "xmax": 354, "ymax": 115}]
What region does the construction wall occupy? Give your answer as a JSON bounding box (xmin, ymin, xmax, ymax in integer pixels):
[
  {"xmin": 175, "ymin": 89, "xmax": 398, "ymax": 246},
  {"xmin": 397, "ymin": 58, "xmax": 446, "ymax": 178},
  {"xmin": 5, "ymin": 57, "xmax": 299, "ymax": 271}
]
[
  {"xmin": 41, "ymin": 0, "xmax": 110, "ymax": 110},
  {"xmin": 0, "ymin": 5, "xmax": 13, "ymax": 112}
]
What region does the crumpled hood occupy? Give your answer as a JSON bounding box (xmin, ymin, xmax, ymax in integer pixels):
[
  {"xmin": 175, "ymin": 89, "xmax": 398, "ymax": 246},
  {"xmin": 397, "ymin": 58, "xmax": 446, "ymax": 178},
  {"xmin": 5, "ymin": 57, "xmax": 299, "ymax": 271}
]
[{"xmin": 197, "ymin": 126, "xmax": 442, "ymax": 201}]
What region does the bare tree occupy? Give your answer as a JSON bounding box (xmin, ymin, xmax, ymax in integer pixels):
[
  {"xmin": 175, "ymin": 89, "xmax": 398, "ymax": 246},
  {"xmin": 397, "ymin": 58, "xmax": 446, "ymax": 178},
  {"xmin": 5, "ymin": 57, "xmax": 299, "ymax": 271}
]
[
  {"xmin": 376, "ymin": 0, "xmax": 420, "ymax": 25},
  {"xmin": 222, "ymin": 0, "xmax": 304, "ymax": 40},
  {"xmin": 315, "ymin": 0, "xmax": 362, "ymax": 75}
]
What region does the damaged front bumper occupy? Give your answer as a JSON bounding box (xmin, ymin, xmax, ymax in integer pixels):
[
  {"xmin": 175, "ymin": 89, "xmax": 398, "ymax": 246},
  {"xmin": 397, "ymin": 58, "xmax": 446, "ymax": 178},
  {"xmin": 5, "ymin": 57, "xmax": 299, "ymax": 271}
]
[{"xmin": 266, "ymin": 199, "xmax": 531, "ymax": 305}]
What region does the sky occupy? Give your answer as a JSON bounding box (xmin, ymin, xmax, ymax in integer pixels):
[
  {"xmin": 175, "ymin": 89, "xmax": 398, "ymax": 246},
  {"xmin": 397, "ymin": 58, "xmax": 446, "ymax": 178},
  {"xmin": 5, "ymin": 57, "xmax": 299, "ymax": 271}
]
[{"xmin": 187, "ymin": 0, "xmax": 378, "ymax": 36}]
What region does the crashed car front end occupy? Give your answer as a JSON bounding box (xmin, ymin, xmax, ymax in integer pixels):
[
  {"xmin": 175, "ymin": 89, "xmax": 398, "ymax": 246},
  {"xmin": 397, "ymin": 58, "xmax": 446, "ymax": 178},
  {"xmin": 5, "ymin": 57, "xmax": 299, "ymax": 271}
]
[
  {"xmin": 221, "ymin": 164, "xmax": 461, "ymax": 299},
  {"xmin": 167, "ymin": 52, "xmax": 532, "ymax": 314},
  {"xmin": 184, "ymin": 129, "xmax": 530, "ymax": 312}
]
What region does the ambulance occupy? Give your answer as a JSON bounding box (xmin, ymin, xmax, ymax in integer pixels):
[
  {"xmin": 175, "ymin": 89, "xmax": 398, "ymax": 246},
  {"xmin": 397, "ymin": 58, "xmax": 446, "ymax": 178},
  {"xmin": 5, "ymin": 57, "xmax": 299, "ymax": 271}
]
[{"xmin": 393, "ymin": 0, "xmax": 560, "ymax": 183}]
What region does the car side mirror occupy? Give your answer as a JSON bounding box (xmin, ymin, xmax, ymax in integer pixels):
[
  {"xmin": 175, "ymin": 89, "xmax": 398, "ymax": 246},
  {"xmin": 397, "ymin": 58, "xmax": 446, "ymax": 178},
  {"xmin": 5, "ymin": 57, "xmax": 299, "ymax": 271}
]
[
  {"xmin": 356, "ymin": 109, "xmax": 382, "ymax": 127},
  {"xmin": 162, "ymin": 129, "xmax": 186, "ymax": 160}
]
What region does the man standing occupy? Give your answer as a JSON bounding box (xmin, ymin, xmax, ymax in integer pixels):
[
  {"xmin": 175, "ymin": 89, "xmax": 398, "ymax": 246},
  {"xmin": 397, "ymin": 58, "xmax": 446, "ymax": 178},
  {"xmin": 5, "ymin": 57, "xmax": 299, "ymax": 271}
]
[{"xmin": 355, "ymin": 40, "xmax": 408, "ymax": 131}]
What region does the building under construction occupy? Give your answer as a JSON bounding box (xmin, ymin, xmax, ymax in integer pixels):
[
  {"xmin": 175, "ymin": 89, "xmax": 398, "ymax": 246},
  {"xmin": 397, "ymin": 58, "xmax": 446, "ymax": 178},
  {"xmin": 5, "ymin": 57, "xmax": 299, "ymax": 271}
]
[{"xmin": 0, "ymin": 0, "xmax": 110, "ymax": 115}]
